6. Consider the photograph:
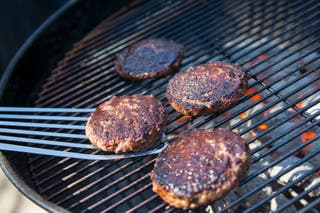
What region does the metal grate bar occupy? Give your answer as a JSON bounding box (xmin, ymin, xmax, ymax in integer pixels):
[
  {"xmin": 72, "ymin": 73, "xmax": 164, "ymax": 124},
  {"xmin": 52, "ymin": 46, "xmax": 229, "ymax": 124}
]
[
  {"xmin": 24, "ymin": 0, "xmax": 320, "ymax": 211},
  {"xmin": 55, "ymin": 0, "xmax": 305, "ymax": 83},
  {"xmin": 26, "ymin": 49, "xmax": 318, "ymax": 197},
  {"xmin": 251, "ymin": 111, "xmax": 320, "ymax": 163},
  {"xmin": 212, "ymin": 52, "xmax": 320, "ymax": 130},
  {"xmin": 37, "ymin": 0, "xmax": 252, "ymax": 101},
  {"xmin": 37, "ymin": 12, "xmax": 318, "ymax": 111},
  {"xmin": 169, "ymin": 63, "xmax": 319, "ymax": 137},
  {"xmin": 38, "ymin": 2, "xmax": 318, "ymax": 110},
  {"xmin": 44, "ymin": 158, "xmax": 142, "ymax": 198},
  {"xmin": 31, "ymin": 150, "xmax": 100, "ymax": 177},
  {"xmin": 244, "ymin": 164, "xmax": 320, "ymax": 212},
  {"xmin": 243, "ymin": 116, "xmax": 320, "ymax": 184},
  {"xmin": 69, "ymin": 160, "xmax": 155, "ymax": 210},
  {"xmin": 101, "ymin": 183, "xmax": 151, "ymax": 213},
  {"xmin": 275, "ymin": 182, "xmax": 320, "ymax": 212},
  {"xmin": 58, "ymin": 0, "xmax": 202, "ymax": 70},
  {"xmin": 76, "ymin": 114, "xmax": 320, "ymax": 211},
  {"xmin": 299, "ymin": 196, "xmax": 320, "ymax": 213},
  {"xmin": 40, "ymin": 1, "xmax": 206, "ymax": 91},
  {"xmin": 45, "ymin": 158, "xmax": 142, "ymax": 201},
  {"xmin": 65, "ymin": 0, "xmax": 184, "ymax": 56},
  {"xmin": 125, "ymin": 194, "xmax": 158, "ymax": 213},
  {"xmin": 38, "ymin": 0, "xmax": 298, "ymax": 103},
  {"xmin": 146, "ymin": 101, "xmax": 320, "ymax": 212},
  {"xmin": 53, "ymin": 0, "xmax": 252, "ymax": 76},
  {"xmin": 222, "ymin": 134, "xmax": 320, "ymax": 211},
  {"xmin": 38, "ymin": 0, "xmax": 285, "ymax": 99},
  {"xmin": 249, "ymin": 98, "xmax": 320, "ymax": 149}
]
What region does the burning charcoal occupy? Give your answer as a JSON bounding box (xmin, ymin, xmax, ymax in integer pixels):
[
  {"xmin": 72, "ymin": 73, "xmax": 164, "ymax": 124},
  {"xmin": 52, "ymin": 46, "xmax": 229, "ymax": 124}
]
[
  {"xmin": 270, "ymin": 194, "xmax": 297, "ymax": 212},
  {"xmin": 206, "ymin": 192, "xmax": 240, "ymax": 213},
  {"xmin": 268, "ymin": 156, "xmax": 313, "ymax": 186},
  {"xmin": 304, "ymin": 175, "xmax": 320, "ymax": 197},
  {"xmin": 238, "ymin": 162, "xmax": 272, "ymax": 211},
  {"xmin": 305, "ymin": 140, "xmax": 320, "ymax": 167},
  {"xmin": 249, "ymin": 140, "xmax": 269, "ymax": 160},
  {"xmin": 301, "ymin": 92, "xmax": 320, "ymax": 121}
]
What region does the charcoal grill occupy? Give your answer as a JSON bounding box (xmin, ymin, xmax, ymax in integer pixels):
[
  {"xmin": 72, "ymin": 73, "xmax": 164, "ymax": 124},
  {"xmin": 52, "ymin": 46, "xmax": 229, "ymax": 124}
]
[{"xmin": 0, "ymin": 0, "xmax": 319, "ymax": 212}]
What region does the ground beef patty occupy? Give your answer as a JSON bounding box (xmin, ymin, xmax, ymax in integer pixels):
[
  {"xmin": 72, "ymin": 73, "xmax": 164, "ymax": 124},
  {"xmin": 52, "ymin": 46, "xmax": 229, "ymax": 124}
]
[
  {"xmin": 150, "ymin": 128, "xmax": 251, "ymax": 209},
  {"xmin": 166, "ymin": 62, "xmax": 248, "ymax": 117},
  {"xmin": 86, "ymin": 95, "xmax": 168, "ymax": 153},
  {"xmin": 115, "ymin": 38, "xmax": 184, "ymax": 80}
]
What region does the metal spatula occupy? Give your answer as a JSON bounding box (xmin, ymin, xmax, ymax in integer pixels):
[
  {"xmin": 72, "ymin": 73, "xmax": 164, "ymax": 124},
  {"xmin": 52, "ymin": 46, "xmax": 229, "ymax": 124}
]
[{"xmin": 0, "ymin": 107, "xmax": 170, "ymax": 160}]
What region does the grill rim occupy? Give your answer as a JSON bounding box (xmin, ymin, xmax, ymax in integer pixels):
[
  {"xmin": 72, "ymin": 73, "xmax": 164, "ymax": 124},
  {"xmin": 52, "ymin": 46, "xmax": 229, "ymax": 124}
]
[
  {"xmin": 0, "ymin": 0, "xmax": 144, "ymax": 211},
  {"xmin": 0, "ymin": 0, "xmax": 80, "ymax": 212},
  {"xmin": 1, "ymin": 0, "xmax": 319, "ymax": 212}
]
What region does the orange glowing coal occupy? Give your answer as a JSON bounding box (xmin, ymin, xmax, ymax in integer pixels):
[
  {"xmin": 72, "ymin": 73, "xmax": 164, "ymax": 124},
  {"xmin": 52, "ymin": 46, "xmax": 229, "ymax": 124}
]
[
  {"xmin": 251, "ymin": 94, "xmax": 262, "ymax": 102},
  {"xmin": 258, "ymin": 123, "xmax": 269, "ymax": 130},
  {"xmin": 239, "ymin": 112, "xmax": 247, "ymax": 119},
  {"xmin": 257, "ymin": 53, "xmax": 268, "ymax": 60},
  {"xmin": 246, "ymin": 61, "xmax": 254, "ymax": 67},
  {"xmin": 245, "ymin": 88, "xmax": 255, "ymax": 96},
  {"xmin": 295, "ymin": 94, "xmax": 305, "ymax": 109},
  {"xmin": 300, "ymin": 130, "xmax": 317, "ymax": 155},
  {"xmin": 244, "ymin": 87, "xmax": 263, "ymax": 102},
  {"xmin": 301, "ymin": 130, "xmax": 316, "ymax": 143}
]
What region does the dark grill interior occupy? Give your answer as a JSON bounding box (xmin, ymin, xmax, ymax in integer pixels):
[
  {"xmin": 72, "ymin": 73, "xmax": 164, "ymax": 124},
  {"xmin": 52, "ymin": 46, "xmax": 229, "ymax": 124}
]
[{"xmin": 9, "ymin": 0, "xmax": 320, "ymax": 212}]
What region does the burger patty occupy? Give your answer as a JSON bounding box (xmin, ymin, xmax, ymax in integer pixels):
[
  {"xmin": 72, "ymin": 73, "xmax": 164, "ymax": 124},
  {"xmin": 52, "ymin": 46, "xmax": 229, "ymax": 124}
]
[
  {"xmin": 85, "ymin": 95, "xmax": 168, "ymax": 153},
  {"xmin": 166, "ymin": 62, "xmax": 248, "ymax": 117},
  {"xmin": 115, "ymin": 38, "xmax": 184, "ymax": 80},
  {"xmin": 150, "ymin": 128, "xmax": 251, "ymax": 209}
]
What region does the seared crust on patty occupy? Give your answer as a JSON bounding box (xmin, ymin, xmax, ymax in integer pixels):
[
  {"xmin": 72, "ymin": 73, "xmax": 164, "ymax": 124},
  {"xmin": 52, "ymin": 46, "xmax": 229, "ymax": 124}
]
[
  {"xmin": 115, "ymin": 38, "xmax": 184, "ymax": 80},
  {"xmin": 86, "ymin": 95, "xmax": 168, "ymax": 153},
  {"xmin": 166, "ymin": 62, "xmax": 248, "ymax": 117},
  {"xmin": 150, "ymin": 128, "xmax": 251, "ymax": 209}
]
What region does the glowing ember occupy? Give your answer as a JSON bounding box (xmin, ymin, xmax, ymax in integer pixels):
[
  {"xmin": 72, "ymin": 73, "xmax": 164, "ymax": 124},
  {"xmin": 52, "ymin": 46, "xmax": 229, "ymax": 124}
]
[
  {"xmin": 300, "ymin": 130, "xmax": 317, "ymax": 154},
  {"xmin": 258, "ymin": 124, "xmax": 269, "ymax": 130},
  {"xmin": 301, "ymin": 130, "xmax": 316, "ymax": 143},
  {"xmin": 240, "ymin": 112, "xmax": 247, "ymax": 119},
  {"xmin": 257, "ymin": 53, "xmax": 268, "ymax": 60},
  {"xmin": 295, "ymin": 94, "xmax": 305, "ymax": 109},
  {"xmin": 245, "ymin": 88, "xmax": 255, "ymax": 96},
  {"xmin": 251, "ymin": 94, "xmax": 262, "ymax": 102},
  {"xmin": 296, "ymin": 101, "xmax": 304, "ymax": 109},
  {"xmin": 246, "ymin": 61, "xmax": 254, "ymax": 67}
]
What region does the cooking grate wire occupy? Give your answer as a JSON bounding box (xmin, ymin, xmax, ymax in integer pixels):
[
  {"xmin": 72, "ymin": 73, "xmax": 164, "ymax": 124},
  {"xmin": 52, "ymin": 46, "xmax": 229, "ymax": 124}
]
[
  {"xmin": 37, "ymin": 0, "xmax": 302, "ymax": 105},
  {"xmin": 4, "ymin": 0, "xmax": 316, "ymax": 211},
  {"xmin": 37, "ymin": 1, "xmax": 319, "ymax": 110},
  {"xmin": 37, "ymin": 0, "xmax": 292, "ymax": 104},
  {"xmin": 16, "ymin": 0, "xmax": 316, "ymax": 166}
]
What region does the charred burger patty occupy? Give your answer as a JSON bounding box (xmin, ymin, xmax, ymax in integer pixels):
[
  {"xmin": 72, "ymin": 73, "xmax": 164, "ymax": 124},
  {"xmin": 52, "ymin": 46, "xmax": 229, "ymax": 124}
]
[
  {"xmin": 115, "ymin": 38, "xmax": 184, "ymax": 80},
  {"xmin": 166, "ymin": 62, "xmax": 248, "ymax": 117},
  {"xmin": 86, "ymin": 95, "xmax": 168, "ymax": 153},
  {"xmin": 150, "ymin": 128, "xmax": 251, "ymax": 209}
]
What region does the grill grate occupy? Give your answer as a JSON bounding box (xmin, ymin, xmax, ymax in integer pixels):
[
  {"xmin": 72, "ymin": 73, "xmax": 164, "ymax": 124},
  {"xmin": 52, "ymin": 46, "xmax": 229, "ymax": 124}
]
[{"xmin": 23, "ymin": 0, "xmax": 320, "ymax": 212}]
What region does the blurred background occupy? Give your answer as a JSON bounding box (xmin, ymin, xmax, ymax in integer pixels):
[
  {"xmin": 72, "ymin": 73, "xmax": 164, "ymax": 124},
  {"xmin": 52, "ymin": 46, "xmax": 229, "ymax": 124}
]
[{"xmin": 0, "ymin": 1, "xmax": 67, "ymax": 212}]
